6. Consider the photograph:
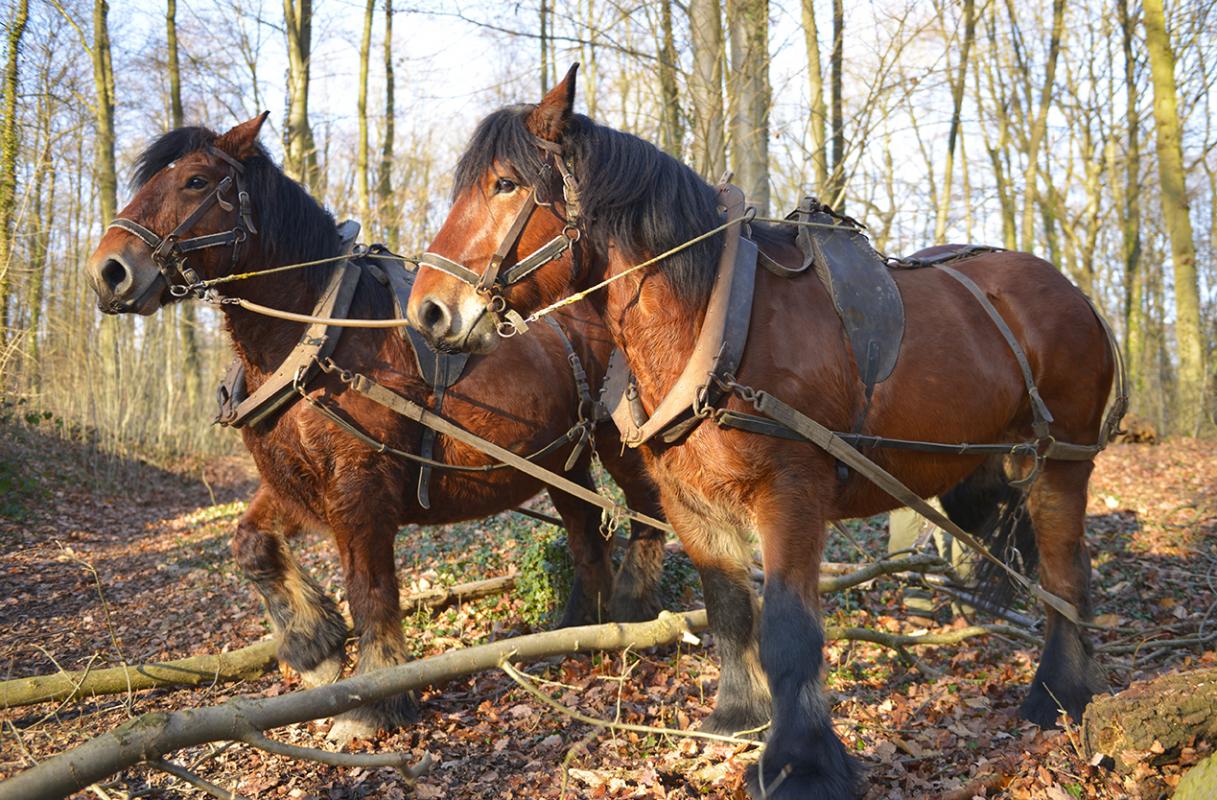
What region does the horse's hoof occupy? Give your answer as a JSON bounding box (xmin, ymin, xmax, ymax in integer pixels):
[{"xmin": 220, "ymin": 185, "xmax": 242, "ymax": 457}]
[
  {"xmin": 326, "ymin": 716, "xmax": 377, "ymax": 746},
  {"xmin": 745, "ymin": 751, "xmax": 862, "ymax": 799},
  {"xmin": 699, "ymin": 705, "xmax": 770, "ymax": 738},
  {"xmin": 297, "ymin": 654, "xmax": 343, "ymax": 687}
]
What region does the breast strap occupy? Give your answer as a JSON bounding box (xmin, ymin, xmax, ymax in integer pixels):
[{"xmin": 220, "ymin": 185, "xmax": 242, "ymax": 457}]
[{"xmin": 602, "ymin": 183, "xmax": 758, "ymax": 447}]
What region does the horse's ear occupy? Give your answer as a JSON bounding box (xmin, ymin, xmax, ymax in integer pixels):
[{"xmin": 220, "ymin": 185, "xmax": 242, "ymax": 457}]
[
  {"xmin": 215, "ymin": 111, "xmax": 270, "ymax": 160},
  {"xmin": 527, "ymin": 64, "xmax": 579, "ymax": 142}
]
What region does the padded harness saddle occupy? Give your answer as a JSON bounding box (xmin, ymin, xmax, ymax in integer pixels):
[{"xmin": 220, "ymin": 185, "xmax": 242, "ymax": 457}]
[{"xmin": 601, "ymin": 189, "xmax": 1123, "ymax": 463}]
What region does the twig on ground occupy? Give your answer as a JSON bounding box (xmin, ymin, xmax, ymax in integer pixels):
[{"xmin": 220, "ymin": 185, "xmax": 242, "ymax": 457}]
[
  {"xmin": 150, "ymin": 759, "xmax": 250, "ymax": 800},
  {"xmin": 499, "ymin": 658, "xmax": 764, "ymax": 746},
  {"xmin": 239, "ymin": 731, "xmax": 431, "ymax": 779},
  {"xmin": 55, "ymin": 543, "xmax": 134, "ymax": 714}
]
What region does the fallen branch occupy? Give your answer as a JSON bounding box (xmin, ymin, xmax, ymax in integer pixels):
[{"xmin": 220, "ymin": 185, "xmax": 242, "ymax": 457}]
[
  {"xmin": 0, "ymin": 607, "xmax": 1032, "ymax": 800},
  {"xmin": 0, "ymin": 576, "xmax": 516, "ymax": 709},
  {"xmin": 1, "ymin": 554, "xmax": 951, "ymax": 710}
]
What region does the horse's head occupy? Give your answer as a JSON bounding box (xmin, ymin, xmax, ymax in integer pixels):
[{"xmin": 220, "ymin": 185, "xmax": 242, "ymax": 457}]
[
  {"xmin": 86, "ymin": 113, "xmax": 269, "ymax": 315},
  {"xmin": 408, "ymin": 66, "xmax": 586, "ymax": 354}
]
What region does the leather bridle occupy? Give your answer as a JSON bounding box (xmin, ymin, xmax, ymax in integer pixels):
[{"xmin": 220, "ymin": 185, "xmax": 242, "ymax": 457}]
[
  {"xmin": 108, "ymin": 146, "xmax": 257, "ymax": 298},
  {"xmin": 418, "ymin": 137, "xmax": 582, "ymax": 337}
]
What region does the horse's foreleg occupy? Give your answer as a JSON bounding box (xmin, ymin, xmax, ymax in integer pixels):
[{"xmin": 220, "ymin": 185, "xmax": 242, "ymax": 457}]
[
  {"xmin": 1021, "ymin": 459, "xmax": 1107, "ymax": 726},
  {"xmin": 660, "ymin": 490, "xmax": 770, "ymax": 736},
  {"xmin": 232, "ymin": 487, "xmax": 347, "ymax": 686},
  {"xmin": 749, "ymin": 492, "xmax": 859, "ymax": 800},
  {"xmin": 328, "ymin": 516, "xmax": 416, "ymax": 742},
  {"xmin": 547, "ymin": 468, "xmax": 615, "ymax": 627},
  {"xmin": 600, "ymin": 447, "xmax": 666, "ymax": 622}
]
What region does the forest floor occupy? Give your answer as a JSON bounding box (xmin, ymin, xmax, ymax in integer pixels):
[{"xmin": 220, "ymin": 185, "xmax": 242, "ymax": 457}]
[{"xmin": 1, "ymin": 419, "xmax": 1215, "ymax": 800}]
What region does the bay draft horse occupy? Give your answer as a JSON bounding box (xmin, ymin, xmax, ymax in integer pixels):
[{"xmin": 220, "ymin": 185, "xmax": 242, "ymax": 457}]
[
  {"xmin": 407, "ymin": 68, "xmax": 1115, "ymax": 797},
  {"xmin": 84, "ymin": 114, "xmax": 668, "ymax": 742}
]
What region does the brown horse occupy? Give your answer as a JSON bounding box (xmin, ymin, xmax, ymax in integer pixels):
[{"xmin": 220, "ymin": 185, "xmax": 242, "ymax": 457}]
[
  {"xmin": 84, "ymin": 114, "xmax": 668, "ymax": 742},
  {"xmin": 408, "ymin": 68, "xmax": 1115, "ymax": 797}
]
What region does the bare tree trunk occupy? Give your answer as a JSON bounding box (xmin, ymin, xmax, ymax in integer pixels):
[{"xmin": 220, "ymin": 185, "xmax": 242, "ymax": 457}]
[
  {"xmin": 377, "ymin": 0, "xmax": 396, "ymax": 247},
  {"xmin": 801, "ymin": 0, "xmax": 827, "ymax": 197},
  {"xmin": 1144, "ymin": 0, "xmax": 1207, "ymax": 432},
  {"xmin": 540, "ymin": 0, "xmax": 550, "ymax": 93},
  {"xmin": 25, "ymin": 87, "xmax": 55, "ymax": 370},
  {"xmin": 91, "ymin": 0, "xmax": 116, "ymax": 225},
  {"xmin": 828, "ymin": 0, "xmax": 844, "ymax": 207},
  {"xmin": 579, "ymin": 0, "xmax": 599, "ymax": 118},
  {"xmin": 727, "ymin": 0, "xmax": 769, "ymax": 213},
  {"xmin": 0, "ymin": 0, "xmax": 29, "ymax": 341},
  {"xmin": 688, "ymin": 0, "xmax": 726, "ymax": 180},
  {"xmin": 164, "ymin": 0, "xmax": 202, "ymax": 409},
  {"xmin": 657, "ymin": 0, "xmax": 683, "ymax": 156},
  {"xmin": 933, "ymin": 0, "xmax": 976, "ymax": 243},
  {"xmin": 357, "ymin": 0, "xmax": 374, "ymax": 223},
  {"xmin": 1018, "ymin": 0, "xmax": 1065, "ymax": 252},
  {"xmin": 283, "ymin": 0, "xmax": 318, "ymax": 187},
  {"xmin": 166, "ymin": 0, "xmax": 183, "ymax": 128},
  {"xmin": 1118, "ymin": 0, "xmax": 1144, "ymax": 403}
]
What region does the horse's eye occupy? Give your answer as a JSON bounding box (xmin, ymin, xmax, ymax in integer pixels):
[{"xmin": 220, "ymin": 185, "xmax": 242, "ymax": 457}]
[
  {"xmin": 494, "ymin": 177, "xmax": 517, "ymax": 194},
  {"xmin": 186, "ymin": 175, "xmax": 208, "ymax": 190}
]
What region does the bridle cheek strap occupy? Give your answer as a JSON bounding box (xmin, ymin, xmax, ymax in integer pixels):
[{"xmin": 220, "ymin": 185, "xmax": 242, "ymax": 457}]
[
  {"xmin": 415, "ymin": 137, "xmax": 582, "ymax": 337},
  {"xmin": 418, "ymin": 187, "xmax": 575, "ymax": 293},
  {"xmin": 106, "ymin": 147, "xmax": 256, "ymax": 296}
]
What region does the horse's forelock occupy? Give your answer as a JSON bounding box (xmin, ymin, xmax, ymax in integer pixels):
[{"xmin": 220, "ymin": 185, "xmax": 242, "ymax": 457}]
[
  {"xmin": 131, "ymin": 127, "xmax": 219, "ymax": 190},
  {"xmin": 452, "ymin": 106, "xmax": 547, "ymax": 201},
  {"xmin": 453, "ymin": 104, "xmax": 723, "ymax": 306}
]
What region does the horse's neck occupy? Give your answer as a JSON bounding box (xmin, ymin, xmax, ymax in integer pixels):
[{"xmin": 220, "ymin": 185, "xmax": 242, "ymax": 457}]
[
  {"xmin": 603, "ymin": 261, "xmax": 702, "ymax": 410},
  {"xmin": 221, "ymin": 251, "xmax": 328, "ymax": 384}
]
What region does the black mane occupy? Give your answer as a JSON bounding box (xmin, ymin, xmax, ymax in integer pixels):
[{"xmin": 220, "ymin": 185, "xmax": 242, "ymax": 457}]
[
  {"xmin": 131, "ymin": 126, "xmax": 341, "ymax": 295},
  {"xmin": 453, "ymin": 108, "xmax": 723, "ymax": 306}
]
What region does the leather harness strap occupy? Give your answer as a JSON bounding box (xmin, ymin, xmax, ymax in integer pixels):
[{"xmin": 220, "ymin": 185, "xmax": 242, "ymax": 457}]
[
  {"xmin": 110, "ymin": 146, "xmax": 258, "ymax": 297},
  {"xmin": 937, "ymin": 265, "xmax": 1054, "ymax": 440},
  {"xmin": 743, "ymin": 388, "xmax": 1083, "ymax": 625},
  {"xmin": 371, "ymin": 244, "xmax": 473, "ymax": 508},
  {"xmin": 219, "ymin": 256, "xmax": 362, "ymax": 429},
  {"xmin": 331, "ymin": 368, "xmax": 673, "ymax": 534}
]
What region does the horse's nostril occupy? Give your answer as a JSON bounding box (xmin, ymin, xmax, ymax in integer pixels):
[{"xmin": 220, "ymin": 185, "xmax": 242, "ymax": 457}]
[
  {"xmin": 100, "ymin": 258, "xmax": 128, "ymax": 291},
  {"xmin": 420, "ymin": 298, "xmax": 450, "ymax": 335}
]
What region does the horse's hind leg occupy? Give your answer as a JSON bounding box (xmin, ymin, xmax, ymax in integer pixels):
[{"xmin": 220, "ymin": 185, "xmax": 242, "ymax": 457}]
[
  {"xmin": 232, "ymin": 487, "xmax": 347, "ymax": 686},
  {"xmin": 600, "ymin": 446, "xmax": 666, "ymax": 621},
  {"xmin": 328, "ymin": 513, "xmax": 417, "ymax": 742},
  {"xmin": 547, "ymin": 467, "xmax": 615, "ymax": 627},
  {"xmin": 747, "ymin": 487, "xmax": 859, "ymax": 799},
  {"xmin": 1021, "ymin": 459, "xmax": 1108, "ymax": 726}
]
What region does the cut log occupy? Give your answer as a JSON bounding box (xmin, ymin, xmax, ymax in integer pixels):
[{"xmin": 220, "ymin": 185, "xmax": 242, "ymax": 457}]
[{"xmin": 1082, "ymin": 667, "xmax": 1217, "ymax": 771}]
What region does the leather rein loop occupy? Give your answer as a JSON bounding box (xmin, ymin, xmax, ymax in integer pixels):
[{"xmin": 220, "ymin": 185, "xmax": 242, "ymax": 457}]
[
  {"xmin": 107, "ymin": 146, "xmax": 256, "ymax": 298},
  {"xmin": 417, "ymin": 136, "xmax": 582, "ymax": 337}
]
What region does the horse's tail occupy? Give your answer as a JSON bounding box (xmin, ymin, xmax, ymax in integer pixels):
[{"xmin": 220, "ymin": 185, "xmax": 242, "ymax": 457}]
[{"xmin": 940, "ymin": 459, "xmax": 1037, "ymax": 612}]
